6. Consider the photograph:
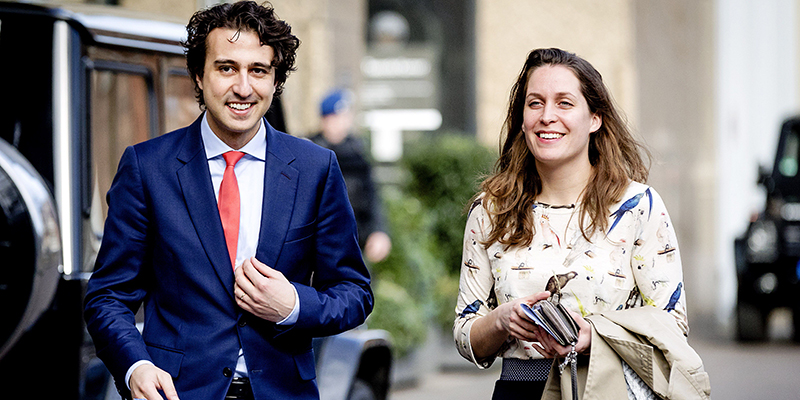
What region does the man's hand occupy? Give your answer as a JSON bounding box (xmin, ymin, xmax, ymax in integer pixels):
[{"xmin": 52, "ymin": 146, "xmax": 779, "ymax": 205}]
[
  {"xmin": 364, "ymin": 231, "xmax": 392, "ymax": 263},
  {"xmin": 129, "ymin": 363, "xmax": 179, "ymax": 400},
  {"xmin": 234, "ymin": 257, "xmax": 297, "ymax": 322}
]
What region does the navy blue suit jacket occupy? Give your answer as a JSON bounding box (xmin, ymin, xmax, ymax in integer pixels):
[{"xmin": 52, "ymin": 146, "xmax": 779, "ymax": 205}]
[{"xmin": 84, "ymin": 116, "xmax": 373, "ymax": 400}]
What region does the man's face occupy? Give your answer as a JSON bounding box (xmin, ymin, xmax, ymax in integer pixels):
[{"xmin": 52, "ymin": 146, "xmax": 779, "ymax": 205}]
[{"xmin": 197, "ymin": 28, "xmax": 276, "ymax": 147}]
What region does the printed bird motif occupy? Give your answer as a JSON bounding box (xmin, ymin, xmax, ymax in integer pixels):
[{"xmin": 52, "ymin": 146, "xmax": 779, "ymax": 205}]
[
  {"xmin": 540, "ymin": 214, "xmax": 561, "ymax": 249},
  {"xmin": 651, "ymin": 279, "xmax": 669, "ymax": 290},
  {"xmin": 458, "ymin": 299, "xmax": 484, "ymax": 318},
  {"xmin": 468, "ymin": 198, "xmax": 482, "ymax": 217},
  {"xmin": 607, "ymin": 188, "xmax": 652, "ymax": 235},
  {"xmin": 624, "ymin": 286, "xmax": 641, "ymax": 309},
  {"xmin": 486, "ymin": 290, "xmax": 498, "ymax": 309},
  {"xmin": 573, "ymin": 292, "xmax": 588, "ymax": 316},
  {"xmin": 664, "ymin": 282, "xmax": 682, "ymax": 312},
  {"xmin": 656, "ymin": 213, "xmax": 674, "ymax": 254},
  {"xmin": 511, "ymin": 262, "xmax": 532, "ymax": 270},
  {"xmin": 562, "ymin": 236, "xmax": 593, "ymax": 267},
  {"xmin": 545, "ymin": 271, "xmax": 578, "ymax": 301}
]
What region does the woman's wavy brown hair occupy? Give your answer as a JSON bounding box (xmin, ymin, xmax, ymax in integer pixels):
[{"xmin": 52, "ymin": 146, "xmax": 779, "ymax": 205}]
[
  {"xmin": 184, "ymin": 1, "xmax": 300, "ymax": 108},
  {"xmin": 478, "ymin": 48, "xmax": 650, "ymax": 247}
]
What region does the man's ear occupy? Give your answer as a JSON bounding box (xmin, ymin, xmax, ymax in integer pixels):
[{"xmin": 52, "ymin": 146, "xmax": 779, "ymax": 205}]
[{"xmin": 195, "ymin": 74, "xmax": 203, "ymax": 91}]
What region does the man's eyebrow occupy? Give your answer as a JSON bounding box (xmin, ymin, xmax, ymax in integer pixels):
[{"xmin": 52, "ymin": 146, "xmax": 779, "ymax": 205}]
[
  {"xmin": 213, "ymin": 59, "xmax": 237, "ymax": 66},
  {"xmin": 211, "ymin": 59, "xmax": 274, "ymax": 70},
  {"xmin": 251, "ymin": 61, "xmax": 274, "ymax": 69}
]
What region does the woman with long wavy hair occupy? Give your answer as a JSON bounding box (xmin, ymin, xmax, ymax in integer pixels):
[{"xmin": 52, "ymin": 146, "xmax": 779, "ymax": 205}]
[{"xmin": 453, "ymin": 48, "xmax": 688, "ymax": 399}]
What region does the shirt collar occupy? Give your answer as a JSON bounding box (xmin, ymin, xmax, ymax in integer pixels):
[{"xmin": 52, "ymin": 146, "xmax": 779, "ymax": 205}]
[{"xmin": 200, "ymin": 112, "xmax": 267, "ymax": 161}]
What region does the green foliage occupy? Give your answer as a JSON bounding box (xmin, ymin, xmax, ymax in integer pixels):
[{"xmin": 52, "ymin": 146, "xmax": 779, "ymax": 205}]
[
  {"xmin": 368, "ymin": 280, "xmax": 427, "ymax": 359},
  {"xmin": 367, "ymin": 133, "xmax": 496, "ymax": 355},
  {"xmin": 402, "ymin": 134, "xmax": 497, "ymax": 277}
]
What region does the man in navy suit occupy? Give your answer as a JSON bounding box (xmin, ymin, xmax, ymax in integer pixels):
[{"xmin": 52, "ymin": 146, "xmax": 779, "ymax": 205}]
[{"xmin": 83, "ymin": 2, "xmax": 373, "ymax": 400}]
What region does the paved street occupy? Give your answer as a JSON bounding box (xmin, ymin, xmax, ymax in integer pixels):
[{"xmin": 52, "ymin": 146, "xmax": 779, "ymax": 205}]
[{"xmin": 389, "ymin": 311, "xmax": 800, "ymax": 400}]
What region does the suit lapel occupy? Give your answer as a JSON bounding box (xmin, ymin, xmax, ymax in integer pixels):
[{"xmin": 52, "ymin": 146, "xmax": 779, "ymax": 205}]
[
  {"xmin": 255, "ymin": 122, "xmax": 298, "ymax": 268},
  {"xmin": 176, "ymin": 117, "xmax": 235, "ymax": 298}
]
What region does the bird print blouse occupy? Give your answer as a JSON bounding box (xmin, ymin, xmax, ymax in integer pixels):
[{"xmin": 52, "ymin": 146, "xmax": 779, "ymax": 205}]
[{"xmin": 453, "ymin": 181, "xmax": 688, "ymax": 368}]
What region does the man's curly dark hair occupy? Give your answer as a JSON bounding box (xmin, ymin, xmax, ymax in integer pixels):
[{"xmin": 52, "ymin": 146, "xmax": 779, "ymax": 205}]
[{"xmin": 183, "ymin": 1, "xmax": 300, "ymax": 107}]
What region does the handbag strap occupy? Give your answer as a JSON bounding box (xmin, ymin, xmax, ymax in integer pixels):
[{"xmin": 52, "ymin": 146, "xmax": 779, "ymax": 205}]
[{"xmin": 558, "ymin": 345, "xmax": 579, "ymax": 400}]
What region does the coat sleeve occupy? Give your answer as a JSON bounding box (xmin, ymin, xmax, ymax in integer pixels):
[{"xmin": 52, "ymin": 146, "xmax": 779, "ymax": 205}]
[
  {"xmin": 291, "ymin": 151, "xmax": 374, "ymax": 335},
  {"xmin": 83, "ymin": 146, "xmax": 152, "ymax": 382}
]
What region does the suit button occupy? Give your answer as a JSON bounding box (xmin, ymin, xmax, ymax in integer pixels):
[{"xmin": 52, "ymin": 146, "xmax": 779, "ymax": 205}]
[
  {"xmin": 223, "ymin": 367, "xmax": 232, "ymax": 377},
  {"xmin": 238, "ymin": 319, "xmax": 247, "ymax": 327}
]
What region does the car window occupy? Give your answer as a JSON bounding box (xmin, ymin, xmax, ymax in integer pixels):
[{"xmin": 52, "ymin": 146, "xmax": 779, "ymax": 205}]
[
  {"xmin": 778, "ymin": 128, "xmax": 799, "ymax": 177},
  {"xmin": 165, "ymin": 70, "xmax": 202, "ymax": 133},
  {"xmin": 90, "ymin": 69, "xmax": 152, "ymax": 220}
]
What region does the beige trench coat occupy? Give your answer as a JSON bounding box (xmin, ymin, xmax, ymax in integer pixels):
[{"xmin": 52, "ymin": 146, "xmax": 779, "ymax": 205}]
[{"xmin": 541, "ymin": 307, "xmax": 711, "ymax": 400}]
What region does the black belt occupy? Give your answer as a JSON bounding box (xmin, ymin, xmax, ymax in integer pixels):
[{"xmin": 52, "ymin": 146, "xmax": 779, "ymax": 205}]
[{"xmin": 226, "ymin": 377, "xmax": 254, "ymax": 400}]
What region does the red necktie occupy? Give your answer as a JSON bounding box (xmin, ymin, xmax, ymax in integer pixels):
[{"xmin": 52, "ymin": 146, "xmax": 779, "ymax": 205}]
[{"xmin": 219, "ymin": 151, "xmax": 245, "ymax": 269}]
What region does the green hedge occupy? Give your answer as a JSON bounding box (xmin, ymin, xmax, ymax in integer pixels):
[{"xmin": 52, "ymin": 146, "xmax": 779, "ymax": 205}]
[{"xmin": 367, "ymin": 133, "xmax": 496, "ymax": 356}]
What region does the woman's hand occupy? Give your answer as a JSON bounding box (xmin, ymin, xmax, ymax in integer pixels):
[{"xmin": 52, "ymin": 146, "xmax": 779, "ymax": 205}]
[
  {"xmin": 529, "ymin": 307, "xmax": 591, "ymax": 358},
  {"xmin": 469, "ymin": 291, "xmax": 551, "ymax": 359},
  {"xmin": 497, "ymin": 291, "xmax": 553, "ymax": 342}
]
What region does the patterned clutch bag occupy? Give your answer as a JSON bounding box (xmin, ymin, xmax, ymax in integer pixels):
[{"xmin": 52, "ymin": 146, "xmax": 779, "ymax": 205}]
[{"xmin": 520, "ymin": 300, "xmax": 579, "ymax": 346}]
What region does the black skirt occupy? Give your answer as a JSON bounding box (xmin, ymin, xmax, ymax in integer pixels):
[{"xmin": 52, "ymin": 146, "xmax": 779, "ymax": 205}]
[{"xmin": 492, "ymin": 379, "xmax": 547, "ymax": 400}]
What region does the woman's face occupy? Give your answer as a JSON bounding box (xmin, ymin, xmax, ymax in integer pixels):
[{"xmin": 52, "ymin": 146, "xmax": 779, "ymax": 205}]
[{"xmin": 522, "ymin": 64, "xmax": 601, "ymax": 171}]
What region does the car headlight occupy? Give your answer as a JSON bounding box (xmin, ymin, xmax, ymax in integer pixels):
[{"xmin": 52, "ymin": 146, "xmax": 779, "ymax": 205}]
[{"xmin": 747, "ymin": 219, "xmax": 779, "ymax": 263}]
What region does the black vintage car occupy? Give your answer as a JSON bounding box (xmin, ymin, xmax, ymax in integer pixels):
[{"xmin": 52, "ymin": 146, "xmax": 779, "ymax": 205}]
[
  {"xmin": 0, "ymin": 2, "xmax": 390, "ymax": 399},
  {"xmin": 735, "ymin": 116, "xmax": 800, "ymax": 342}
]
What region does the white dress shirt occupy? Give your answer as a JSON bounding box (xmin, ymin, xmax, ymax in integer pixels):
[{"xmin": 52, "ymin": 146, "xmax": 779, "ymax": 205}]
[{"xmin": 126, "ymin": 114, "xmax": 299, "ymax": 387}]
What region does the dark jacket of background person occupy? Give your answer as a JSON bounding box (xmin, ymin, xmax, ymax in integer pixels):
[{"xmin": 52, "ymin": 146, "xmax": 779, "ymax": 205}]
[
  {"xmin": 309, "ymin": 132, "xmax": 385, "ymax": 250},
  {"xmin": 308, "ymin": 89, "xmax": 391, "ymax": 265}
]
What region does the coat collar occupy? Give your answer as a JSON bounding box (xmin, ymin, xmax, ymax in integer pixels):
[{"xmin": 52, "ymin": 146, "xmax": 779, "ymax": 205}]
[
  {"xmin": 175, "ymin": 115, "xmax": 299, "ymax": 298},
  {"xmin": 256, "ymin": 121, "xmax": 298, "ymax": 267}
]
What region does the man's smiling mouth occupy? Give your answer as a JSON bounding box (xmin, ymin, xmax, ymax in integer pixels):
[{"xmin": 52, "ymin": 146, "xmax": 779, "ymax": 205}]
[{"xmin": 228, "ymin": 102, "xmax": 253, "ymax": 111}]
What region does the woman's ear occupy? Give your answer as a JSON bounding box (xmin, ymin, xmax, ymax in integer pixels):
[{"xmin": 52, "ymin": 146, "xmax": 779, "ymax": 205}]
[{"xmin": 590, "ymin": 114, "xmax": 602, "ymax": 134}]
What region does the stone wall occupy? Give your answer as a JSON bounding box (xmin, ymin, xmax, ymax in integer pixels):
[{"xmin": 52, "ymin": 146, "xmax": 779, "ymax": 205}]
[
  {"xmin": 633, "ymin": 0, "xmax": 716, "ymax": 318},
  {"xmin": 474, "ymin": 0, "xmax": 637, "ymax": 147}
]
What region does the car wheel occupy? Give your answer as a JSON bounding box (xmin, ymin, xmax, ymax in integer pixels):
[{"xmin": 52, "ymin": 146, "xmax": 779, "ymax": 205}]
[
  {"xmin": 347, "ymin": 378, "xmax": 377, "ymax": 400},
  {"xmin": 736, "ymin": 300, "xmax": 767, "ymax": 341}
]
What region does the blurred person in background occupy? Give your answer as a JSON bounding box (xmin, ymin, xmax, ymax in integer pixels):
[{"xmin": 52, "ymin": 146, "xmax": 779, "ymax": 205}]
[
  {"xmin": 310, "ymin": 89, "xmax": 392, "ymax": 264},
  {"xmin": 453, "ymin": 48, "xmax": 699, "ymax": 399},
  {"xmin": 83, "ymin": 2, "xmax": 373, "ymax": 400}
]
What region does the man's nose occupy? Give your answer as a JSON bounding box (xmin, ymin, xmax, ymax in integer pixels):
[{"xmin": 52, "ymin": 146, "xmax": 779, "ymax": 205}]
[{"xmin": 232, "ymin": 72, "xmax": 254, "ymax": 98}]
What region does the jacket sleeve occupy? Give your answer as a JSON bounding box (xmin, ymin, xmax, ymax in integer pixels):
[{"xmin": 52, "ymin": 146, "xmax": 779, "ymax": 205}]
[
  {"xmin": 83, "ymin": 146, "xmax": 152, "ymax": 383},
  {"xmin": 291, "ymin": 151, "xmax": 374, "ymax": 336}
]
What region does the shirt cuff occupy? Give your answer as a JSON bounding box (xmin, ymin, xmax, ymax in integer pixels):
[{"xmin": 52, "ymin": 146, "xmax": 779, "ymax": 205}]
[
  {"xmin": 276, "ymin": 284, "xmax": 300, "ymax": 326},
  {"xmin": 125, "ymin": 360, "xmax": 155, "ymax": 390}
]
